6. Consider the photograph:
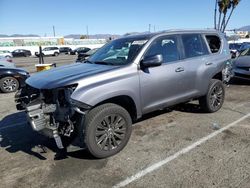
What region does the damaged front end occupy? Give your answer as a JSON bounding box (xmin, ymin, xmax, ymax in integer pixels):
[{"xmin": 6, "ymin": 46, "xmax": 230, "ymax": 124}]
[{"xmin": 15, "ymin": 84, "xmax": 90, "ymax": 151}]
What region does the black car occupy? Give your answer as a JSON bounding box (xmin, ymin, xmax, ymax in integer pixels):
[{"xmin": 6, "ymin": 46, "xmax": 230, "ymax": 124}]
[
  {"xmin": 0, "ymin": 67, "xmax": 29, "ymax": 93},
  {"xmin": 59, "ymin": 47, "xmax": 72, "ymax": 54},
  {"xmin": 12, "ymin": 49, "xmax": 32, "ymax": 57},
  {"xmin": 76, "ymin": 48, "xmax": 99, "ymax": 62},
  {"xmin": 70, "ymin": 47, "xmax": 91, "ymax": 55}
]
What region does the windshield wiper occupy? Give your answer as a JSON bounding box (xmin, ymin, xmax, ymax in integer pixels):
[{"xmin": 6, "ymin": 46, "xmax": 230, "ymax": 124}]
[
  {"xmin": 93, "ymin": 61, "xmax": 114, "ymax": 65},
  {"xmin": 83, "ymin": 60, "xmax": 93, "ymax": 64}
]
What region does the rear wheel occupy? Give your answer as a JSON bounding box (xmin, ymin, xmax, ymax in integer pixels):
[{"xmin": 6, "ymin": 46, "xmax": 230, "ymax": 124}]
[
  {"xmin": 199, "ymin": 79, "xmax": 225, "ymax": 113},
  {"xmin": 54, "ymin": 52, "xmax": 59, "ymax": 56},
  {"xmin": 0, "ymin": 77, "xmax": 19, "ymax": 93},
  {"xmin": 84, "ymin": 103, "xmax": 132, "ymax": 158}
]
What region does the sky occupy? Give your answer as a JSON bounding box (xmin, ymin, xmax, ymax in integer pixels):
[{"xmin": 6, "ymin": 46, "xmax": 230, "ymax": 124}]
[{"xmin": 0, "ymin": 0, "xmax": 249, "ymax": 36}]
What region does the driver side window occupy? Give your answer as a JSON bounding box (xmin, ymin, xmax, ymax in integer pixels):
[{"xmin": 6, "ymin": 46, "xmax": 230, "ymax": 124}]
[{"xmin": 144, "ymin": 35, "xmax": 180, "ymax": 63}]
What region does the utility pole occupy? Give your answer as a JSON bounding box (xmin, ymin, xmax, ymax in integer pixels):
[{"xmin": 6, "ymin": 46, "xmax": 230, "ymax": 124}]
[
  {"xmin": 53, "ymin": 25, "xmax": 55, "ymax": 37},
  {"xmin": 86, "ymin": 25, "xmax": 89, "ymax": 39},
  {"xmin": 148, "ymin": 24, "xmax": 151, "ymax": 33},
  {"xmin": 154, "ymin": 25, "xmax": 156, "ymax": 32}
]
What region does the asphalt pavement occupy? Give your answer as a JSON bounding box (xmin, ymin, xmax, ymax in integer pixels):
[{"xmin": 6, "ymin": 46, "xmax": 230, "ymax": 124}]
[{"xmin": 0, "ymin": 56, "xmax": 249, "ymax": 188}]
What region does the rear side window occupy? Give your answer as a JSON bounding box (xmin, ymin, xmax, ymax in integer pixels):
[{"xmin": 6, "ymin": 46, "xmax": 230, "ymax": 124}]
[
  {"xmin": 182, "ymin": 34, "xmax": 208, "ymax": 58},
  {"xmin": 205, "ymin": 35, "xmax": 221, "ymax": 53}
]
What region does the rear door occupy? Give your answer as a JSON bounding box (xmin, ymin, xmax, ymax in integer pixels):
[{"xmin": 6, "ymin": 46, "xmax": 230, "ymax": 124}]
[
  {"xmin": 179, "ymin": 34, "xmax": 211, "ymax": 96},
  {"xmin": 139, "ymin": 35, "xmax": 197, "ymax": 114}
]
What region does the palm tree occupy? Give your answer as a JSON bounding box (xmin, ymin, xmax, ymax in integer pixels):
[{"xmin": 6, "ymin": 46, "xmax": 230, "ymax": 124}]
[
  {"xmin": 214, "ymin": 0, "xmax": 241, "ymax": 32},
  {"xmin": 217, "ymin": 0, "xmax": 224, "ymax": 30},
  {"xmin": 214, "ymin": 0, "xmax": 218, "ymax": 29},
  {"xmin": 219, "ymin": 0, "xmax": 231, "ymax": 31},
  {"xmin": 222, "ymin": 0, "xmax": 241, "ymax": 32}
]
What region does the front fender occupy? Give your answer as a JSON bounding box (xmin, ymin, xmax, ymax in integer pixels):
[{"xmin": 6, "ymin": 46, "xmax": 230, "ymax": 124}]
[{"xmin": 70, "ymin": 67, "xmax": 142, "ymax": 118}]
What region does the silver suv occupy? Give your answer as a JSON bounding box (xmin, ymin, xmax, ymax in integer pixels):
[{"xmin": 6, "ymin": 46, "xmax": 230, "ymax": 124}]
[{"xmin": 16, "ymin": 30, "xmax": 231, "ymax": 158}]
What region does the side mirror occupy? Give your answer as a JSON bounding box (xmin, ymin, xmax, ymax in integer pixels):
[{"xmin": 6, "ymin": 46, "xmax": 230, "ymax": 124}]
[{"xmin": 141, "ymin": 54, "xmax": 163, "ymax": 68}]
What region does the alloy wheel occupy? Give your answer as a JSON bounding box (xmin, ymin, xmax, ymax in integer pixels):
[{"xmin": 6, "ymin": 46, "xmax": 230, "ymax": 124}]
[
  {"xmin": 95, "ymin": 114, "xmax": 126, "ymax": 151},
  {"xmin": 2, "ymin": 78, "xmax": 18, "ymax": 92},
  {"xmin": 209, "ymin": 85, "xmax": 223, "ymax": 111}
]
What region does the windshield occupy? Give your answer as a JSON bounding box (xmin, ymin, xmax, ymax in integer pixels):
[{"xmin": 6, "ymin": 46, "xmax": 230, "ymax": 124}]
[
  {"xmin": 88, "ymin": 37, "xmax": 148, "ymax": 65},
  {"xmin": 239, "ymin": 42, "xmax": 250, "ymax": 51},
  {"xmin": 239, "ymin": 48, "xmax": 250, "ymax": 57}
]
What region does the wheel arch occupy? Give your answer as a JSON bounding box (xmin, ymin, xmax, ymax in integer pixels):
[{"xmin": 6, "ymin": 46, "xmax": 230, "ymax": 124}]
[
  {"xmin": 212, "ymin": 71, "xmax": 223, "ymax": 81},
  {"xmin": 92, "ymin": 95, "xmax": 138, "ymax": 122}
]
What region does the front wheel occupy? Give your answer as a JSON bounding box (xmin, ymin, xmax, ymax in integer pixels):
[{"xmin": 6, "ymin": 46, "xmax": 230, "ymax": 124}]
[
  {"xmin": 84, "ymin": 103, "xmax": 132, "ymax": 158},
  {"xmin": 199, "ymin": 79, "xmax": 225, "ymax": 113},
  {"xmin": 0, "ymin": 77, "xmax": 19, "ymax": 93}
]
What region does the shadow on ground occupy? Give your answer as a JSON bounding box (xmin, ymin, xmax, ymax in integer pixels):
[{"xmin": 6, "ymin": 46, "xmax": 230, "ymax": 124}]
[
  {"xmin": 137, "ymin": 103, "xmax": 204, "ymax": 124},
  {"xmin": 0, "ymin": 101, "xmax": 213, "ymax": 161},
  {"xmin": 230, "ymin": 78, "xmax": 250, "ymax": 86},
  {"xmin": 0, "ymin": 112, "xmax": 98, "ymax": 161},
  {"xmin": 0, "ymin": 112, "xmax": 58, "ymax": 160}
]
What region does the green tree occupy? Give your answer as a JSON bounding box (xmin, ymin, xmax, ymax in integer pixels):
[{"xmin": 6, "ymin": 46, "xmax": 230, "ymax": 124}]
[{"xmin": 80, "ymin": 35, "xmax": 87, "ymax": 39}]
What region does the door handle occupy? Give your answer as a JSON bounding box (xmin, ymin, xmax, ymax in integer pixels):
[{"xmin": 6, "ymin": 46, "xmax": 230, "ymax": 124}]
[
  {"xmin": 205, "ymin": 62, "xmax": 213, "ymax": 66},
  {"xmin": 175, "ymin": 67, "xmax": 184, "ymax": 72}
]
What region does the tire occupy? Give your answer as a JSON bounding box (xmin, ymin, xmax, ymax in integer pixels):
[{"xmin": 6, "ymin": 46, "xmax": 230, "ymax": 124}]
[
  {"xmin": 0, "ymin": 77, "xmax": 19, "ymax": 93},
  {"xmin": 54, "ymin": 52, "xmax": 59, "ymax": 56},
  {"xmin": 84, "ymin": 103, "xmax": 132, "ymax": 158},
  {"xmin": 199, "ymin": 79, "xmax": 225, "ymax": 113}
]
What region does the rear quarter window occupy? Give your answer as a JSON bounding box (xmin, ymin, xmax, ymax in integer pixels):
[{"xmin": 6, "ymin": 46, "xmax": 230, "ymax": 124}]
[{"xmin": 205, "ymin": 35, "xmax": 221, "ymax": 53}]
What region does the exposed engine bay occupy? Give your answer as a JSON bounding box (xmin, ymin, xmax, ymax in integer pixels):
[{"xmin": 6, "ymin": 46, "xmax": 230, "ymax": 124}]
[{"xmin": 15, "ymin": 84, "xmax": 86, "ymax": 150}]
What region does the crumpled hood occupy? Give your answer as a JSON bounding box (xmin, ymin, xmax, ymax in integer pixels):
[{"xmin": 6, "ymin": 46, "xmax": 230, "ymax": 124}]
[
  {"xmin": 26, "ymin": 63, "xmax": 119, "ymax": 89},
  {"xmin": 234, "ymin": 56, "xmax": 250, "ymax": 67}
]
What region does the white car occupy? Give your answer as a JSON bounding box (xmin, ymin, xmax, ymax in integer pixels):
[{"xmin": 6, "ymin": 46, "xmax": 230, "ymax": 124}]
[
  {"xmin": 0, "ymin": 57, "xmax": 15, "ymax": 68},
  {"xmin": 35, "ymin": 47, "xmax": 60, "ymax": 57},
  {"xmin": 0, "ymin": 50, "xmax": 13, "ymax": 58}
]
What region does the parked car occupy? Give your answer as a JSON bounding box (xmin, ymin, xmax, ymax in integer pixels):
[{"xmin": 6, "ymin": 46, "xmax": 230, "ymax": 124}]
[
  {"xmin": 70, "ymin": 47, "xmax": 90, "ymax": 55},
  {"xmin": 232, "ymin": 48, "xmax": 250, "ymax": 80},
  {"xmin": 35, "ymin": 47, "xmax": 60, "ymax": 57},
  {"xmin": 12, "ymin": 49, "xmax": 31, "ymax": 57},
  {"xmin": 59, "ymin": 47, "xmax": 72, "ymax": 54},
  {"xmin": 16, "ymin": 30, "xmax": 230, "ymax": 158},
  {"xmin": 0, "ymin": 57, "xmax": 15, "ymax": 68},
  {"xmin": 0, "ymin": 67, "xmax": 29, "ymax": 93},
  {"xmin": 76, "ymin": 48, "xmax": 99, "ymax": 62},
  {"xmin": 229, "ymin": 42, "xmax": 242, "ymax": 58},
  {"xmin": 0, "ymin": 50, "xmax": 13, "ymax": 58},
  {"xmin": 238, "ymin": 42, "xmax": 250, "ymax": 53}
]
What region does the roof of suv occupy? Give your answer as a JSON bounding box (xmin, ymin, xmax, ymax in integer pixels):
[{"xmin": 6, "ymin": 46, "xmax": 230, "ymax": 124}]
[{"xmin": 122, "ymin": 29, "xmax": 222, "ymax": 40}]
